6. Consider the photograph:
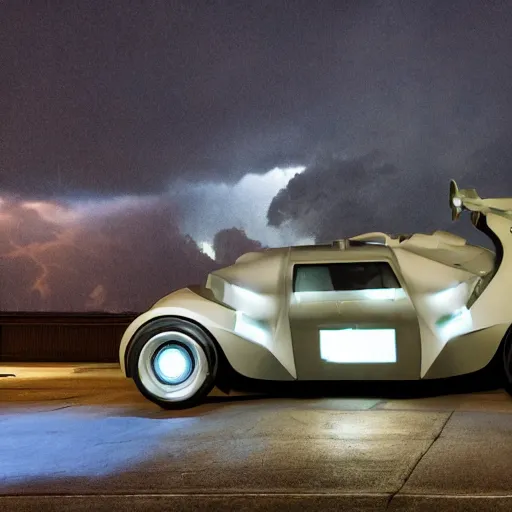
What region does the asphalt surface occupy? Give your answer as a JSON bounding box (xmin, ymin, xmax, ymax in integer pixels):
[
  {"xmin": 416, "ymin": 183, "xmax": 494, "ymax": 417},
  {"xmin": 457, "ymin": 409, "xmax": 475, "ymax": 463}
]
[{"xmin": 1, "ymin": 364, "xmax": 512, "ymax": 511}]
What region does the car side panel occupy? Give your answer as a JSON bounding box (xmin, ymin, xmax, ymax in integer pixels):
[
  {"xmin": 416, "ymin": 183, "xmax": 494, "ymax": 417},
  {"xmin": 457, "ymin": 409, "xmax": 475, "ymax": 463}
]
[
  {"xmin": 423, "ymin": 322, "xmax": 509, "ymax": 379},
  {"xmin": 287, "ymin": 250, "xmax": 422, "ymax": 381},
  {"xmin": 289, "ymin": 292, "xmax": 421, "ymax": 380},
  {"xmin": 392, "ymin": 247, "xmax": 480, "ymax": 378},
  {"xmin": 471, "ymin": 214, "xmax": 512, "ymax": 329}
]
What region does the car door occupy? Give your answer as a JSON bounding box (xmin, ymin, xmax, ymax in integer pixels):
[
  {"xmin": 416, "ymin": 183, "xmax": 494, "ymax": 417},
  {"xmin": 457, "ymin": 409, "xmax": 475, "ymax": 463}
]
[{"xmin": 288, "ymin": 257, "xmax": 421, "ymax": 380}]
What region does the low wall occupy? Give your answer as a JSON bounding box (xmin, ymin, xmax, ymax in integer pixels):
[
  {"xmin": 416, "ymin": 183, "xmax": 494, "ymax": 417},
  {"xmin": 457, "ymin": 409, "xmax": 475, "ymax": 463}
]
[{"xmin": 0, "ymin": 313, "xmax": 138, "ymax": 362}]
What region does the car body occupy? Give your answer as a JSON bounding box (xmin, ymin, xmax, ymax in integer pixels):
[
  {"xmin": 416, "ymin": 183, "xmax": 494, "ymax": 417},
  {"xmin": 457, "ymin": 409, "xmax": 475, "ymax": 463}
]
[{"xmin": 119, "ymin": 180, "xmax": 512, "ymax": 408}]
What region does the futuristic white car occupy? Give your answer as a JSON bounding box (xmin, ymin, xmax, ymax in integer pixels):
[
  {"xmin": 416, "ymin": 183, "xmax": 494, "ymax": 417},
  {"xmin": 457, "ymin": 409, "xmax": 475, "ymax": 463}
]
[{"xmin": 119, "ymin": 181, "xmax": 512, "ymax": 408}]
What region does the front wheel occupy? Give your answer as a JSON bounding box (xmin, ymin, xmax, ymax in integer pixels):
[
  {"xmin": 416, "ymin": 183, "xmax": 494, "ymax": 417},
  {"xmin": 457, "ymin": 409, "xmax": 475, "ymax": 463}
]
[{"xmin": 128, "ymin": 318, "xmax": 218, "ymax": 409}]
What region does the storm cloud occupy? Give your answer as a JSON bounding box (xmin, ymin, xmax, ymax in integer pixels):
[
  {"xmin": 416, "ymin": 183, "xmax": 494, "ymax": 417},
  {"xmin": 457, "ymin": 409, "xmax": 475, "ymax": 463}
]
[
  {"xmin": 2, "ymin": 1, "xmax": 512, "ymax": 311},
  {"xmin": 267, "ymin": 151, "xmax": 425, "ymax": 243},
  {"xmin": 2, "ymin": 1, "xmax": 512, "ymax": 198},
  {"xmin": 267, "ymin": 144, "xmax": 512, "ymax": 246},
  {"xmin": 213, "ymin": 227, "xmax": 264, "ymax": 265},
  {"xmin": 0, "ymin": 197, "xmax": 264, "ymax": 312}
]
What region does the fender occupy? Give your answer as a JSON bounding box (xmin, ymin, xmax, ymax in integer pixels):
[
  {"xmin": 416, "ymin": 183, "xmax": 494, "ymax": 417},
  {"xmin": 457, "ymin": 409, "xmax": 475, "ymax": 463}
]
[{"xmin": 120, "ymin": 287, "xmax": 294, "ymax": 381}]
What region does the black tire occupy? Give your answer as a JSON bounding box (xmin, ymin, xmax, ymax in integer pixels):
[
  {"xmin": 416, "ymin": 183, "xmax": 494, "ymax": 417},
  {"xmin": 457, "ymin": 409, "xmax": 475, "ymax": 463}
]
[
  {"xmin": 503, "ymin": 330, "xmax": 512, "ymax": 395},
  {"xmin": 128, "ymin": 317, "xmax": 218, "ymax": 409}
]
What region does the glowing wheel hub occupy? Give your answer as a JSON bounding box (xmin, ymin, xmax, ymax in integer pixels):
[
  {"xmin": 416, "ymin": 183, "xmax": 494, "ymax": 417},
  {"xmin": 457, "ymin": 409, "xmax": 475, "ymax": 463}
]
[{"xmin": 152, "ymin": 344, "xmax": 194, "ymax": 385}]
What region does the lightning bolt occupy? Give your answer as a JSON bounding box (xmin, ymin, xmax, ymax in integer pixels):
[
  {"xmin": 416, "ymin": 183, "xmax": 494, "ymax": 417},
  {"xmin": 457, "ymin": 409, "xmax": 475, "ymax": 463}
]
[
  {"xmin": 3, "ymin": 229, "xmax": 100, "ymax": 302},
  {"xmin": 0, "ymin": 196, "xmax": 110, "ymax": 308},
  {"xmin": 5, "ymin": 237, "xmax": 67, "ymax": 299}
]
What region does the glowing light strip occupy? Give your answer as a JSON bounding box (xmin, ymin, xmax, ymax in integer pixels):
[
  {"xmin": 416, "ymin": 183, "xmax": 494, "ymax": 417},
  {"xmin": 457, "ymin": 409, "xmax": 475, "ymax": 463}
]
[
  {"xmin": 320, "ymin": 328, "xmax": 397, "ymax": 363},
  {"xmin": 234, "ymin": 311, "xmax": 269, "ymax": 347},
  {"xmin": 435, "ymin": 307, "xmax": 473, "ymax": 341},
  {"xmin": 294, "ymin": 288, "xmax": 405, "ymax": 303}
]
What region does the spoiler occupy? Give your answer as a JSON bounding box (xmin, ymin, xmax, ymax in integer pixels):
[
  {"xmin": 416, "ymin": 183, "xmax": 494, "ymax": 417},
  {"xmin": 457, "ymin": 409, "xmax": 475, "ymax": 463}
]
[{"xmin": 449, "ymin": 180, "xmax": 512, "ymax": 221}]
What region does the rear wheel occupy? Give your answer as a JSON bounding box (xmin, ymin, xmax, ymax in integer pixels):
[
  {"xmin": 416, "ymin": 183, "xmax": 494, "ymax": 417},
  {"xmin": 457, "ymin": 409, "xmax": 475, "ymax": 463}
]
[
  {"xmin": 502, "ymin": 329, "xmax": 512, "ymax": 395},
  {"xmin": 128, "ymin": 318, "xmax": 218, "ymax": 409}
]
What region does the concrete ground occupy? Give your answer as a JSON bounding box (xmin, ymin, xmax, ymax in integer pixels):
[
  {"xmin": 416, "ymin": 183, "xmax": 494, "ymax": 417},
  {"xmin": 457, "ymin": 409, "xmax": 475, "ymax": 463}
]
[{"xmin": 1, "ymin": 365, "xmax": 512, "ymax": 511}]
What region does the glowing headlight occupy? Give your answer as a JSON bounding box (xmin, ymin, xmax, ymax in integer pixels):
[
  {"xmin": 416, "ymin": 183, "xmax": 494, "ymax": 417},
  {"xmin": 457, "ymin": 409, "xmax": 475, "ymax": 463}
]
[{"xmin": 452, "ymin": 197, "xmax": 462, "ymax": 208}]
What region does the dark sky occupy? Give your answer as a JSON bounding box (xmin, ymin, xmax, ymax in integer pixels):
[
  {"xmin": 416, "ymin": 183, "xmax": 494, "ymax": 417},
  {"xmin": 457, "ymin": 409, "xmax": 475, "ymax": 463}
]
[{"xmin": 1, "ymin": 0, "xmax": 512, "ymax": 311}]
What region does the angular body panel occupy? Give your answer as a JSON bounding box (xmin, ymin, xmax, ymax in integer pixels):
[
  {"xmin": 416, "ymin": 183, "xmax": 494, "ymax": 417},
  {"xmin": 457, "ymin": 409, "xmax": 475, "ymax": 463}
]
[
  {"xmin": 287, "ymin": 247, "xmax": 421, "ymax": 380},
  {"xmin": 424, "ymin": 323, "xmax": 510, "ymax": 379}
]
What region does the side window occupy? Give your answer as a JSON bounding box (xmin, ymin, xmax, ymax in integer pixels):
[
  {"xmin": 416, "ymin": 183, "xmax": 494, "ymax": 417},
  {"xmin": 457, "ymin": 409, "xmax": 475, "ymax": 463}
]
[
  {"xmin": 293, "ymin": 262, "xmax": 401, "ymax": 292},
  {"xmin": 294, "ymin": 266, "xmax": 334, "ymax": 292}
]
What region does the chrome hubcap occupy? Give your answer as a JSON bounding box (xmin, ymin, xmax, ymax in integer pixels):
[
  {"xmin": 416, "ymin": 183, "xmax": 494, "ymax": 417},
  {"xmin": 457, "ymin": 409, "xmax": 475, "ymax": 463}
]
[{"xmin": 138, "ymin": 331, "xmax": 209, "ymax": 402}]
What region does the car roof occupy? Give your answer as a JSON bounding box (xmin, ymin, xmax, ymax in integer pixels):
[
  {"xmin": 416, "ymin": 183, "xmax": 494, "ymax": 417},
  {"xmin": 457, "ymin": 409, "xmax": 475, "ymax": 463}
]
[{"xmin": 290, "ymin": 244, "xmax": 395, "ymax": 263}]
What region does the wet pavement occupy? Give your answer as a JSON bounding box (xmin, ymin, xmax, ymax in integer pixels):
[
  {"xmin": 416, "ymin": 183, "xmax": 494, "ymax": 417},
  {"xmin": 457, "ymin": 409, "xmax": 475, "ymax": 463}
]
[{"xmin": 1, "ymin": 364, "xmax": 512, "ymax": 511}]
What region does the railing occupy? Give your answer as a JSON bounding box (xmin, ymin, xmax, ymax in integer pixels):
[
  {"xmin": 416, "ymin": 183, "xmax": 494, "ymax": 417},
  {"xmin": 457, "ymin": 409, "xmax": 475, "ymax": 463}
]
[{"xmin": 0, "ymin": 313, "xmax": 138, "ymax": 362}]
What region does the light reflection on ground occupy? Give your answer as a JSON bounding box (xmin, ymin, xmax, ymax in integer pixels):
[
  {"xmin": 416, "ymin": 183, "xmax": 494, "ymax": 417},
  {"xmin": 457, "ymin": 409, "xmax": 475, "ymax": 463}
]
[
  {"xmin": 0, "ymin": 409, "xmax": 200, "ymax": 480},
  {"xmin": 2, "ymin": 363, "xmax": 512, "ymax": 509}
]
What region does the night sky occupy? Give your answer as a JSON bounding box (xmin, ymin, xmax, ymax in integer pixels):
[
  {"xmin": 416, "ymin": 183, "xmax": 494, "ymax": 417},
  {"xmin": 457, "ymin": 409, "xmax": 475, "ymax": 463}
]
[{"xmin": 2, "ymin": 1, "xmax": 512, "ymax": 312}]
